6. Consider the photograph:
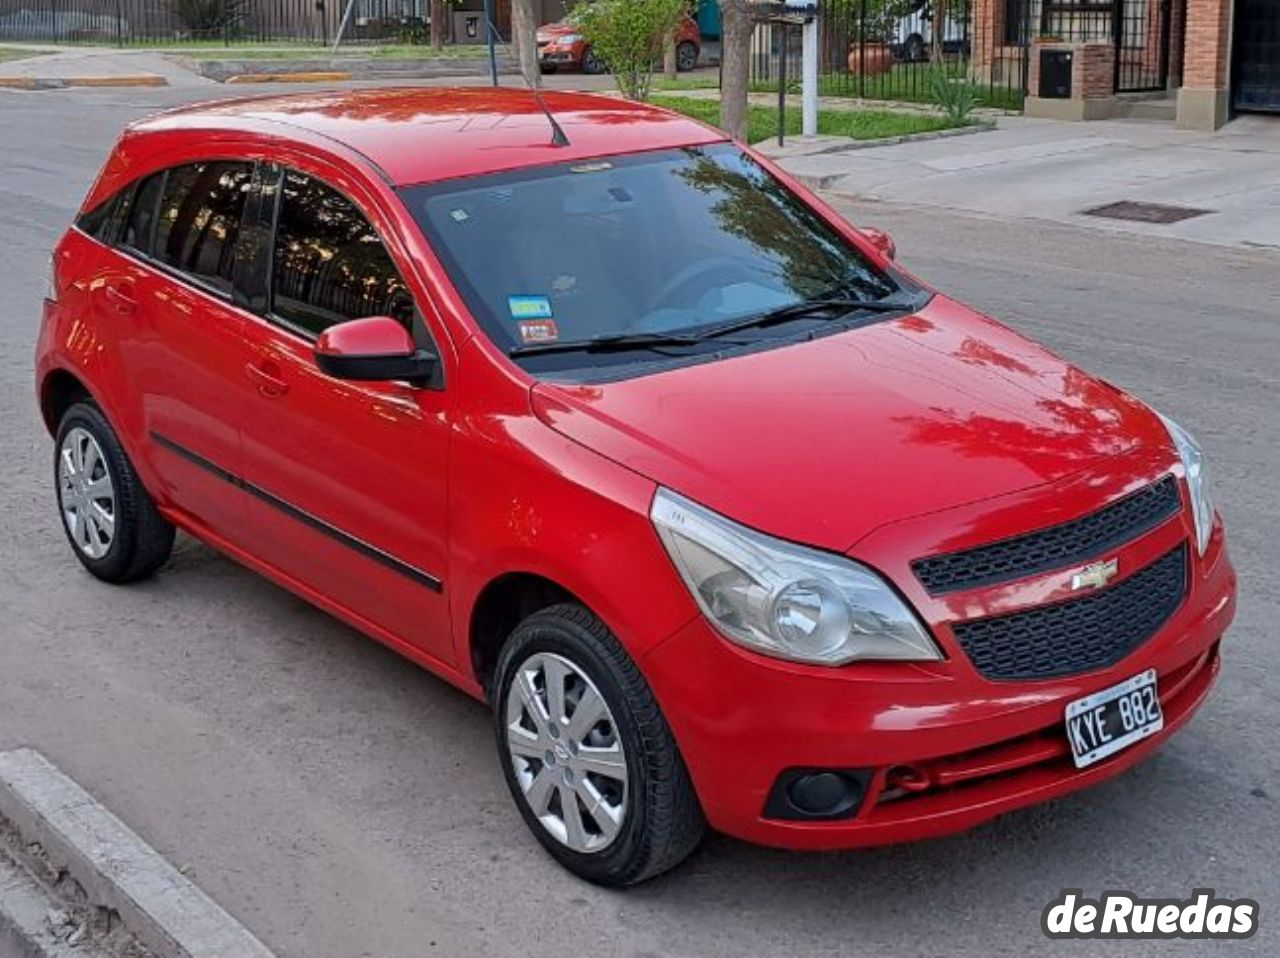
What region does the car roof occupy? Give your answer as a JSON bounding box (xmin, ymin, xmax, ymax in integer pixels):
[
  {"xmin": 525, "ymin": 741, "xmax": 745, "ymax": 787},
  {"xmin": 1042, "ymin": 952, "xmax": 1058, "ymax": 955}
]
[{"xmin": 130, "ymin": 87, "xmax": 728, "ymax": 187}]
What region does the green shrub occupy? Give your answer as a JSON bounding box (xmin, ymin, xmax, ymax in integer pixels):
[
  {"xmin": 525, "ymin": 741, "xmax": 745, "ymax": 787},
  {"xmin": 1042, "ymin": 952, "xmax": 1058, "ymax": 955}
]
[
  {"xmin": 574, "ymin": 0, "xmax": 689, "ymax": 101},
  {"xmin": 929, "ymin": 67, "xmax": 977, "ymax": 122},
  {"xmin": 169, "ymin": 0, "xmax": 249, "ymax": 34}
]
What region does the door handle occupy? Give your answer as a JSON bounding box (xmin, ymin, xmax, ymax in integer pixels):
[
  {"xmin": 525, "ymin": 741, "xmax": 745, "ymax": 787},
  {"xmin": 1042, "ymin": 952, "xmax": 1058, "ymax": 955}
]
[
  {"xmin": 244, "ymin": 361, "xmax": 290, "ymax": 398},
  {"xmin": 103, "ymin": 283, "xmax": 137, "ymax": 316}
]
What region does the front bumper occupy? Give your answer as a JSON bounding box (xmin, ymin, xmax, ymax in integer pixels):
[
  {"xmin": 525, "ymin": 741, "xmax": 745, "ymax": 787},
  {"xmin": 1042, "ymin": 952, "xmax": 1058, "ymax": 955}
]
[
  {"xmin": 539, "ymin": 49, "xmax": 579, "ymax": 65},
  {"xmin": 642, "ymin": 519, "xmax": 1235, "ymax": 850}
]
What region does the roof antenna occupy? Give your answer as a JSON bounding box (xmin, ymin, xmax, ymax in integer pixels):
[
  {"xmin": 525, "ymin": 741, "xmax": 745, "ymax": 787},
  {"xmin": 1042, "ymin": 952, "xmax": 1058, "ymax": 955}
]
[{"xmin": 532, "ymin": 89, "xmax": 571, "ymax": 148}]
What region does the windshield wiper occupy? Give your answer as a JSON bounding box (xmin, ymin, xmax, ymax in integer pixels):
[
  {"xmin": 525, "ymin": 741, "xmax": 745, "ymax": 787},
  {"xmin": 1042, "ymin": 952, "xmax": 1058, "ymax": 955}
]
[
  {"xmin": 507, "ymin": 297, "xmax": 912, "ymax": 359},
  {"xmin": 509, "ymin": 330, "xmax": 711, "ymax": 358},
  {"xmin": 695, "ymin": 296, "xmax": 913, "ymax": 341}
]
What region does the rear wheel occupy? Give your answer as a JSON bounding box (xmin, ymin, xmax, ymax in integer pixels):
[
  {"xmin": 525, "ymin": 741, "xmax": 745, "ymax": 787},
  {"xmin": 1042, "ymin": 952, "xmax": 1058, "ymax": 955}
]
[
  {"xmin": 55, "ymin": 402, "xmax": 174, "ymax": 583},
  {"xmin": 676, "ymin": 41, "xmax": 698, "ymax": 72},
  {"xmin": 493, "ymin": 604, "xmax": 705, "ymax": 885},
  {"xmin": 904, "ymin": 34, "xmax": 926, "ymax": 62}
]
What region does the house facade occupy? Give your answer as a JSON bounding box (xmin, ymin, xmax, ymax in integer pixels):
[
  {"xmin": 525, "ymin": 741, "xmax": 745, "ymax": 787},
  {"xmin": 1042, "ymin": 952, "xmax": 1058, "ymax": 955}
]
[{"xmin": 975, "ymin": 0, "xmax": 1279, "ymax": 129}]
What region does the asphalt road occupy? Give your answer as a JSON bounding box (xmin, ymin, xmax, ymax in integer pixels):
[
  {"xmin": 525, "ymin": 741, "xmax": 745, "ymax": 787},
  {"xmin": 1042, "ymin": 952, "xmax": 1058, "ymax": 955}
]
[{"xmin": 0, "ymin": 86, "xmax": 1276, "ymax": 957}]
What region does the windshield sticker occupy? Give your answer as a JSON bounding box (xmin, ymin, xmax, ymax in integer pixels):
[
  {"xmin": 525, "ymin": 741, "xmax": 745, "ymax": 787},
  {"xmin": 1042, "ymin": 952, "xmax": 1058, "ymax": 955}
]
[
  {"xmin": 517, "ymin": 319, "xmax": 559, "ymax": 344},
  {"xmin": 508, "ymin": 295, "xmax": 553, "ymax": 320}
]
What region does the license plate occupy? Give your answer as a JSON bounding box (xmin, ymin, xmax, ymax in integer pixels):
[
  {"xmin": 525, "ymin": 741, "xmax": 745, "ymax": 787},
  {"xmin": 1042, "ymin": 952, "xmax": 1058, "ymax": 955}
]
[{"xmin": 1065, "ymin": 669, "xmax": 1163, "ymax": 768}]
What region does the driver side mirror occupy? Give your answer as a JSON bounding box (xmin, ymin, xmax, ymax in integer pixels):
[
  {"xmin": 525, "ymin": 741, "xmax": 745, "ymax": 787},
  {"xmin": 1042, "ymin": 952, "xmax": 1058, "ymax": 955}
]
[
  {"xmin": 861, "ymin": 227, "xmax": 897, "ymax": 261},
  {"xmin": 314, "ymin": 316, "xmax": 437, "ymax": 386}
]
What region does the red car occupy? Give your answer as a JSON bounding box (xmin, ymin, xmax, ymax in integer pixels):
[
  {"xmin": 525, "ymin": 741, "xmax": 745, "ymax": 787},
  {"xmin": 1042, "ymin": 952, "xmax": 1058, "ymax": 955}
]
[
  {"xmin": 37, "ymin": 89, "xmax": 1234, "ymax": 886},
  {"xmin": 538, "ymin": 16, "xmax": 700, "ymax": 74}
]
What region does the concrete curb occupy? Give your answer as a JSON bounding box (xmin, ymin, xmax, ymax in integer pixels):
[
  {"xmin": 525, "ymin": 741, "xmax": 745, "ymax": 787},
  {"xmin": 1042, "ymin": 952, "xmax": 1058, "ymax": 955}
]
[
  {"xmin": 0, "ymin": 749, "xmax": 274, "ymax": 958},
  {"xmin": 0, "ymin": 75, "xmax": 167, "ymax": 90},
  {"xmin": 225, "ymin": 71, "xmax": 353, "ymax": 84},
  {"xmin": 173, "ymin": 54, "xmax": 518, "ymax": 84}
]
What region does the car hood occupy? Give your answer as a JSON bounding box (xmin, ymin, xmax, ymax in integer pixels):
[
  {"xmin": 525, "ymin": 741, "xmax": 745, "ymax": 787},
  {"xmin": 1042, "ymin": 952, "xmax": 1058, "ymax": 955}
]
[{"xmin": 530, "ymin": 296, "xmax": 1158, "ymax": 553}]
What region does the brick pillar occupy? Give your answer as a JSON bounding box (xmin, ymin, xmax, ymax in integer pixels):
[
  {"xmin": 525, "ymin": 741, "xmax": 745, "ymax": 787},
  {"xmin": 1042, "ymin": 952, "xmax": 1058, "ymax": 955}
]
[
  {"xmin": 1025, "ymin": 39, "xmax": 1117, "ymax": 120},
  {"xmin": 1176, "ymin": 0, "xmax": 1231, "ymax": 129},
  {"xmin": 972, "ymin": 0, "xmax": 1000, "ymax": 82}
]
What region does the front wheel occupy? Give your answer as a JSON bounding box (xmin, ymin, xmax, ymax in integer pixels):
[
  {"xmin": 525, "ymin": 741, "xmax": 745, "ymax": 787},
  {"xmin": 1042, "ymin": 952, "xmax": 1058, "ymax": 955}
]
[
  {"xmin": 581, "ymin": 48, "xmax": 607, "ymax": 75},
  {"xmin": 493, "ymin": 604, "xmax": 705, "ymax": 885},
  {"xmin": 676, "ymin": 41, "xmax": 698, "ymax": 72}
]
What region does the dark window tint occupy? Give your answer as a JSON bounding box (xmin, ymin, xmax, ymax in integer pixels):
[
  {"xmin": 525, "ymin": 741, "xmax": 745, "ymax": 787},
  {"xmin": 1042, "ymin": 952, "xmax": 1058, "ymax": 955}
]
[
  {"xmin": 270, "ymin": 170, "xmax": 414, "ymax": 337},
  {"xmin": 153, "ymin": 162, "xmax": 254, "ymax": 295},
  {"xmin": 122, "ymin": 173, "xmax": 164, "ymax": 254},
  {"xmin": 76, "ymin": 193, "xmax": 120, "ymax": 240}
]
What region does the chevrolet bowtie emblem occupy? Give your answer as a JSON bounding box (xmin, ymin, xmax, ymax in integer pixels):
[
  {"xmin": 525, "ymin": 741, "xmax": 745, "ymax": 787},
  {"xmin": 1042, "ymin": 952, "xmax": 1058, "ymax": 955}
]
[{"xmin": 1071, "ymin": 558, "xmax": 1119, "ymax": 591}]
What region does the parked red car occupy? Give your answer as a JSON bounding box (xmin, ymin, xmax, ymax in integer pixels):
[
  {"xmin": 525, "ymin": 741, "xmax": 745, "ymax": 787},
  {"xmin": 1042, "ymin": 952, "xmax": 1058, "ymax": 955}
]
[
  {"xmin": 37, "ymin": 89, "xmax": 1234, "ymax": 886},
  {"xmin": 538, "ymin": 16, "xmax": 700, "ymax": 73}
]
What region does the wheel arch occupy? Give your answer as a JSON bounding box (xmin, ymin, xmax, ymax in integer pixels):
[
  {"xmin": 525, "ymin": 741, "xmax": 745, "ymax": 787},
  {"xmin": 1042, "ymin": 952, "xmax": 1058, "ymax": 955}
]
[
  {"xmin": 469, "ymin": 571, "xmax": 582, "ymax": 699},
  {"xmin": 39, "ymin": 367, "xmax": 95, "ymax": 436}
]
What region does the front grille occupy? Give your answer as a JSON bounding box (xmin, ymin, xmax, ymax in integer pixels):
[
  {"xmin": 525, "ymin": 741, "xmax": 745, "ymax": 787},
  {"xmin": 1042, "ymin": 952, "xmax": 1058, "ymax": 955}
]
[
  {"xmin": 952, "ymin": 543, "xmax": 1188, "ymax": 681},
  {"xmin": 912, "ymin": 475, "xmax": 1182, "ymax": 595}
]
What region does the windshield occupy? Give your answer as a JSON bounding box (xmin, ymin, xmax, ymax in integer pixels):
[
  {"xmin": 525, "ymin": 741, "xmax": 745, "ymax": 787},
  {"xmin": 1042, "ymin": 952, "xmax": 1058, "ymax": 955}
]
[{"xmin": 400, "ymin": 144, "xmax": 916, "ymax": 376}]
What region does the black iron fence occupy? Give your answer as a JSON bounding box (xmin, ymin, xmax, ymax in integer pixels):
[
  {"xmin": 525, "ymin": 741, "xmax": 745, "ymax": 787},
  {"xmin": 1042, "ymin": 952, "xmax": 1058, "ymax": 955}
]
[
  {"xmin": 0, "ymin": 0, "xmax": 431, "ymax": 45},
  {"xmin": 748, "ymin": 0, "xmax": 1031, "ymax": 111}
]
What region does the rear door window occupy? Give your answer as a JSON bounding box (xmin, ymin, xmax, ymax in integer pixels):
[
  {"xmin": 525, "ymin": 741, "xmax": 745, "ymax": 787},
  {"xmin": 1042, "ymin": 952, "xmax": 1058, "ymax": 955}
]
[{"xmin": 153, "ymin": 162, "xmax": 255, "ymax": 297}]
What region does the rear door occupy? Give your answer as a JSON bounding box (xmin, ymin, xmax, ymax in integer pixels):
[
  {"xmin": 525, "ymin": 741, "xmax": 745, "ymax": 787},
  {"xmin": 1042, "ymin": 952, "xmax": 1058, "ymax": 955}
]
[
  {"xmin": 234, "ymin": 164, "xmax": 455, "ymax": 666},
  {"xmin": 101, "ymin": 161, "xmax": 257, "ymax": 541}
]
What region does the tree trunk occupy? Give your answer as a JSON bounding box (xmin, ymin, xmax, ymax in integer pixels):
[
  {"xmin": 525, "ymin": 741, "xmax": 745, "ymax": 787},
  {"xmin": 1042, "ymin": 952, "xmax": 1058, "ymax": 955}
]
[
  {"xmin": 430, "ymin": 0, "xmax": 444, "ymax": 51},
  {"xmin": 664, "ymin": 34, "xmax": 677, "ymax": 81},
  {"xmin": 930, "ymin": 0, "xmax": 947, "ymax": 66},
  {"xmin": 511, "ymin": 0, "xmax": 542, "ymax": 88},
  {"xmin": 719, "ymin": 0, "xmax": 751, "ymax": 141}
]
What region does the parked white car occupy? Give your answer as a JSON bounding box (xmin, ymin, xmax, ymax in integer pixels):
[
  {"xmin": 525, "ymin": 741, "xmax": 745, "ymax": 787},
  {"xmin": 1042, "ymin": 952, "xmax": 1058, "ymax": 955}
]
[{"xmin": 890, "ymin": 1, "xmax": 971, "ymax": 62}]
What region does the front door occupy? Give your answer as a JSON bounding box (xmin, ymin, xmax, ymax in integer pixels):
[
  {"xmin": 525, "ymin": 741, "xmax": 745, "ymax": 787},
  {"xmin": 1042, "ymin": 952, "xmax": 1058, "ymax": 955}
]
[
  {"xmin": 235, "ymin": 166, "xmax": 454, "ymax": 667},
  {"xmin": 1233, "ymin": 0, "xmax": 1280, "ymax": 112}
]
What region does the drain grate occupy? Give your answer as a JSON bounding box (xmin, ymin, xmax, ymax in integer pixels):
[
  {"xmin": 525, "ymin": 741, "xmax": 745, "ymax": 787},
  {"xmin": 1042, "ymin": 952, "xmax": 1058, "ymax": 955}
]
[{"xmin": 1083, "ymin": 201, "xmax": 1213, "ymax": 224}]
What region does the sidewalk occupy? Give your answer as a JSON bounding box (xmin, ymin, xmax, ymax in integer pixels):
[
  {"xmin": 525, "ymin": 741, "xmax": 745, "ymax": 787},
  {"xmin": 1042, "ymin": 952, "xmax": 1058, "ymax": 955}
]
[
  {"xmin": 0, "ymin": 46, "xmax": 204, "ymax": 88},
  {"xmin": 767, "ymin": 114, "xmax": 1280, "ymax": 249}
]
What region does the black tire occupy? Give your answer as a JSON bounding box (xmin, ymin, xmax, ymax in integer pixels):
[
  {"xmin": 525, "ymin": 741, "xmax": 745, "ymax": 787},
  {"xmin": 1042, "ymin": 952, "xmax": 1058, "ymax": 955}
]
[
  {"xmin": 54, "ymin": 402, "xmax": 174, "ymax": 584},
  {"xmin": 904, "ymin": 35, "xmax": 925, "ymax": 62},
  {"xmin": 493, "ymin": 603, "xmax": 705, "ymax": 886},
  {"xmin": 539, "ymin": 63, "xmax": 557, "ymax": 75},
  {"xmin": 582, "ymin": 48, "xmax": 607, "ymax": 75},
  {"xmin": 676, "ymin": 41, "xmax": 698, "ymax": 73}
]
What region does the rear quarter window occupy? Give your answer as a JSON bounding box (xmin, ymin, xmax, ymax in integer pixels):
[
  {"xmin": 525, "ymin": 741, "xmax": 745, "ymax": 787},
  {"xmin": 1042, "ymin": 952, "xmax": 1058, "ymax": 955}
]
[{"xmin": 122, "ymin": 172, "xmax": 165, "ymax": 255}]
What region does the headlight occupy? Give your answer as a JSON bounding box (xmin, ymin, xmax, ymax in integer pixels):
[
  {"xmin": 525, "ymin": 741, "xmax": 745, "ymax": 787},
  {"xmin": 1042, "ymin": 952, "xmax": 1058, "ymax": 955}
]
[
  {"xmin": 650, "ymin": 488, "xmax": 941, "ymax": 665},
  {"xmin": 1158, "ymin": 413, "xmax": 1214, "ymax": 555}
]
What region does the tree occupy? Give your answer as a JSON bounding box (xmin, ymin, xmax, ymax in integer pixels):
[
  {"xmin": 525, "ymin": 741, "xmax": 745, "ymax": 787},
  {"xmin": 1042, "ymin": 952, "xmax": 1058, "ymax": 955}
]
[
  {"xmin": 718, "ymin": 0, "xmax": 751, "ymax": 141},
  {"xmin": 576, "ymin": 0, "xmax": 687, "ymax": 101},
  {"xmin": 930, "ymin": 0, "xmax": 948, "ymax": 66},
  {"xmin": 511, "ymin": 0, "xmax": 542, "ymax": 88},
  {"xmin": 430, "ymin": 0, "xmax": 445, "ymax": 50}
]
